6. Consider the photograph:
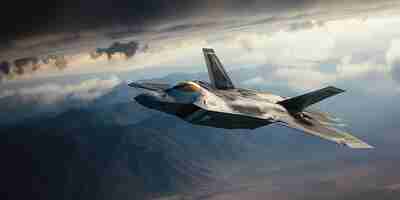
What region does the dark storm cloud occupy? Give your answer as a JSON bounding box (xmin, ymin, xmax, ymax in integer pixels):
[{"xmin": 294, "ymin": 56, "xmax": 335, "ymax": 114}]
[
  {"xmin": 160, "ymin": 21, "xmax": 220, "ymax": 33},
  {"xmin": 0, "ymin": 55, "xmax": 62, "ymax": 80},
  {"xmin": 0, "ymin": 55, "xmax": 68, "ymax": 81},
  {"xmin": 2, "ymin": 0, "xmax": 397, "ymax": 41},
  {"xmin": 0, "ymin": 40, "xmax": 143, "ymax": 81},
  {"xmin": 0, "ymin": 0, "xmax": 201, "ymax": 40},
  {"xmin": 13, "ymin": 57, "xmax": 41, "ymax": 74},
  {"xmin": 91, "ymin": 41, "xmax": 140, "ymax": 60},
  {"xmin": 0, "ymin": 61, "xmax": 11, "ymax": 75},
  {"xmin": 43, "ymin": 55, "xmax": 68, "ymax": 69}
]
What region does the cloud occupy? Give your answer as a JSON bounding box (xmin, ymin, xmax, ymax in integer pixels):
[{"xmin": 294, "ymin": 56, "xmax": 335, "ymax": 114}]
[
  {"xmin": 0, "ymin": 55, "xmax": 69, "ymax": 81},
  {"xmin": 390, "ymin": 60, "xmax": 400, "ymax": 83},
  {"xmin": 91, "ymin": 41, "xmax": 139, "ymax": 60},
  {"xmin": 11, "ymin": 32, "xmax": 80, "ymax": 49},
  {"xmin": 0, "ymin": 61, "xmax": 11, "ymax": 79},
  {"xmin": 0, "ymin": 41, "xmax": 143, "ymax": 82},
  {"xmin": 0, "ymin": 76, "xmax": 122, "ymax": 124},
  {"xmin": 1, "ymin": 76, "xmax": 121, "ymax": 101},
  {"xmin": 274, "ymin": 67, "xmax": 335, "ymax": 90},
  {"xmin": 228, "ymin": 15, "xmax": 400, "ymax": 92},
  {"xmin": 1, "ymin": 1, "xmax": 400, "ymax": 86},
  {"xmin": 336, "ymin": 56, "xmax": 388, "ymax": 79},
  {"xmin": 286, "ymin": 20, "xmax": 325, "ymax": 32},
  {"xmin": 215, "ymin": 23, "xmax": 335, "ymax": 68},
  {"xmin": 243, "ymin": 76, "xmax": 266, "ymax": 86},
  {"xmin": 240, "ymin": 64, "xmax": 335, "ymax": 91},
  {"xmin": 386, "ymin": 39, "xmax": 400, "ymax": 83}
]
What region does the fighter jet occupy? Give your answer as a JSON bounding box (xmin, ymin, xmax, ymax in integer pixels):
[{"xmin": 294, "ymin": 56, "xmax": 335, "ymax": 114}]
[{"xmin": 129, "ymin": 48, "xmax": 373, "ymax": 149}]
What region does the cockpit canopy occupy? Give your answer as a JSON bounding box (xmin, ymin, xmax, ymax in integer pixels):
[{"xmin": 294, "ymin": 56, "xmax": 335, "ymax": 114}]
[
  {"xmin": 165, "ymin": 81, "xmax": 202, "ymax": 103},
  {"xmin": 170, "ymin": 81, "xmax": 201, "ymax": 92}
]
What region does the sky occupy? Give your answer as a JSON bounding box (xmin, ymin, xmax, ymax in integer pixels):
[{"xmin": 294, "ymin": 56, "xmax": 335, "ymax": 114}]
[
  {"xmin": 2, "ymin": 1, "xmax": 400, "ymax": 200},
  {"xmin": 1, "ymin": 0, "xmax": 400, "ymax": 90}
]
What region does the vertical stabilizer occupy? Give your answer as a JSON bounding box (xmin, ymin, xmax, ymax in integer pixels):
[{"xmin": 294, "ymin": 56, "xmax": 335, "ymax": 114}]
[{"xmin": 203, "ymin": 48, "xmax": 234, "ymax": 90}]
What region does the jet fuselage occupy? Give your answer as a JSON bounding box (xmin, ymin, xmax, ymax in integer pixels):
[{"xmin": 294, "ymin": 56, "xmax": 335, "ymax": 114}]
[{"xmin": 135, "ymin": 81, "xmax": 288, "ymax": 129}]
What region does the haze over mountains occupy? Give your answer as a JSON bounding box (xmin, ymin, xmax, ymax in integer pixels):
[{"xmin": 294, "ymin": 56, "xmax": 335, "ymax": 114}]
[{"xmin": 1, "ymin": 70, "xmax": 400, "ymax": 200}]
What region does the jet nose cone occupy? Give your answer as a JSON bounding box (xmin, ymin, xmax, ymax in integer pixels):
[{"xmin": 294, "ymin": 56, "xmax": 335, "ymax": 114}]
[
  {"xmin": 134, "ymin": 94, "xmax": 154, "ymax": 105},
  {"xmin": 134, "ymin": 93, "xmax": 166, "ymax": 110}
]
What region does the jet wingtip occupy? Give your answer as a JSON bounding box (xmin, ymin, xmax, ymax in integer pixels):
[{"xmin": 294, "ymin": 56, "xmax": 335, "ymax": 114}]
[
  {"xmin": 326, "ymin": 86, "xmax": 346, "ymax": 93},
  {"xmin": 128, "ymin": 81, "xmax": 145, "ymax": 88},
  {"xmin": 344, "ymin": 141, "xmax": 374, "ymax": 149},
  {"xmin": 332, "ymin": 134, "xmax": 373, "ymax": 149}
]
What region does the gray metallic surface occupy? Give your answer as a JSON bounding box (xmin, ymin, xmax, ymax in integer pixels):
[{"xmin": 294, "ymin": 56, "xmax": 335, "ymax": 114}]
[{"xmin": 129, "ymin": 48, "xmax": 373, "ymax": 149}]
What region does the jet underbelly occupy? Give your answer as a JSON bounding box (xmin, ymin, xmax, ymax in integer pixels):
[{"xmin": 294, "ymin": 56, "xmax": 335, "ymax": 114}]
[
  {"xmin": 187, "ymin": 98, "xmax": 274, "ymax": 129},
  {"xmin": 185, "ymin": 106, "xmax": 272, "ymax": 129}
]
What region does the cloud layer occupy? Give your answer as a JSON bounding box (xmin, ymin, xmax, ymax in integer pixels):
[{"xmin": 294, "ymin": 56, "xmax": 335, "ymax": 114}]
[
  {"xmin": 1, "ymin": 1, "xmax": 400, "ymax": 96},
  {"xmin": 0, "ymin": 76, "xmax": 123, "ymax": 124},
  {"xmin": 0, "ymin": 41, "xmax": 142, "ymax": 82}
]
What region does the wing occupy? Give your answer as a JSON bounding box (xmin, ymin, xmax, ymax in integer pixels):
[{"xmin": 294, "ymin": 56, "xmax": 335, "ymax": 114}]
[
  {"xmin": 128, "ymin": 81, "xmax": 171, "ymax": 91},
  {"xmin": 278, "ymin": 110, "xmax": 373, "ymax": 149},
  {"xmin": 203, "ymin": 48, "xmax": 235, "ymax": 90}
]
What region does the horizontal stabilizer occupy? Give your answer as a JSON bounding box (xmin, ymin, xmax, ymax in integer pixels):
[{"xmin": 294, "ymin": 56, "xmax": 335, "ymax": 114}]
[{"xmin": 278, "ymin": 86, "xmax": 345, "ymax": 113}]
